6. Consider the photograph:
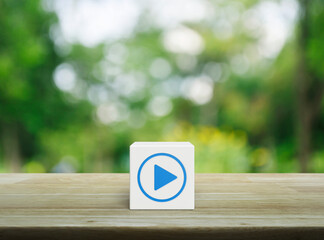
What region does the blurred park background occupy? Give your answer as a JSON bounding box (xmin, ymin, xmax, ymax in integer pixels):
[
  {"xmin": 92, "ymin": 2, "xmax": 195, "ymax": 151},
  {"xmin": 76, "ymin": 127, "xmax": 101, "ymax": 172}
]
[{"xmin": 0, "ymin": 0, "xmax": 324, "ymax": 173}]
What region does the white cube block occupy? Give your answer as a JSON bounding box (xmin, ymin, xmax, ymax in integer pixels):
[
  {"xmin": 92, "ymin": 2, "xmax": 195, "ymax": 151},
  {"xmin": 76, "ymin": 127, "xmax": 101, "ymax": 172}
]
[{"xmin": 130, "ymin": 142, "xmax": 194, "ymax": 210}]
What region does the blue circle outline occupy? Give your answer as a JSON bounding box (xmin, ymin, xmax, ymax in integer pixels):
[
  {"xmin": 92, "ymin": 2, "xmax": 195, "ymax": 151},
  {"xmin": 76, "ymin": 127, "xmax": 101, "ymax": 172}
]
[{"xmin": 137, "ymin": 153, "xmax": 187, "ymax": 202}]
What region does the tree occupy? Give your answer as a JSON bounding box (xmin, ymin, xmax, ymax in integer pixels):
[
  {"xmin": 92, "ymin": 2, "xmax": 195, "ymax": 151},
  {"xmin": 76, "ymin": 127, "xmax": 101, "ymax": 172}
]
[
  {"xmin": 296, "ymin": 0, "xmax": 324, "ymax": 172},
  {"xmin": 0, "ymin": 0, "xmax": 91, "ymax": 172}
]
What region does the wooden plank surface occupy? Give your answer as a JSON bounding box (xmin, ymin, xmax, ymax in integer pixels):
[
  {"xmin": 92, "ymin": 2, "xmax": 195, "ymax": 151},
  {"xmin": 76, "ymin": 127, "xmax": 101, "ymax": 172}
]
[{"xmin": 0, "ymin": 173, "xmax": 324, "ymax": 239}]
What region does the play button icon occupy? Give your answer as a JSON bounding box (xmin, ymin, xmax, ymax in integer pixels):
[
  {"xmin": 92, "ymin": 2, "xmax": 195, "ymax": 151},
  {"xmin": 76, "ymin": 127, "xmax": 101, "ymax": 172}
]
[
  {"xmin": 136, "ymin": 152, "xmax": 187, "ymax": 203},
  {"xmin": 154, "ymin": 165, "xmax": 177, "ymax": 191}
]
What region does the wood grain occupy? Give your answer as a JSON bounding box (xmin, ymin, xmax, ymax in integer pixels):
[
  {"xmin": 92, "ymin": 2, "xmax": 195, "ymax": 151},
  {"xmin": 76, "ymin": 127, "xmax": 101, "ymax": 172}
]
[{"xmin": 0, "ymin": 174, "xmax": 323, "ymax": 239}]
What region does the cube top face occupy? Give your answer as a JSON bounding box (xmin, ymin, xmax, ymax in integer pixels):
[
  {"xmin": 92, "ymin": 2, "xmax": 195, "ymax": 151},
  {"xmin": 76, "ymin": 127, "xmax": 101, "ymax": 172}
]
[
  {"xmin": 131, "ymin": 142, "xmax": 193, "ymax": 147},
  {"xmin": 130, "ymin": 142, "xmax": 194, "ymax": 210}
]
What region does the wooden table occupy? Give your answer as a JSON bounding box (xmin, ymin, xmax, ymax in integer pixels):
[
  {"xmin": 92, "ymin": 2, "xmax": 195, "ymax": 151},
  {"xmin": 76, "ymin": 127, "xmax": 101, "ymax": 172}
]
[{"xmin": 0, "ymin": 174, "xmax": 323, "ymax": 239}]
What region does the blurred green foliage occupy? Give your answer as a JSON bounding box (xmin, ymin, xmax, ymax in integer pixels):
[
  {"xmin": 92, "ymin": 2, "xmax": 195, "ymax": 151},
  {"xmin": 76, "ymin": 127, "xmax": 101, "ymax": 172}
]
[{"xmin": 0, "ymin": 0, "xmax": 323, "ymax": 173}]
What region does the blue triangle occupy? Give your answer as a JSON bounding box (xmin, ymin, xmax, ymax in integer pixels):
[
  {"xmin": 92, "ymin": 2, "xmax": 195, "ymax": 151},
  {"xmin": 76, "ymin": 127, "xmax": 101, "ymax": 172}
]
[{"xmin": 154, "ymin": 164, "xmax": 177, "ymax": 191}]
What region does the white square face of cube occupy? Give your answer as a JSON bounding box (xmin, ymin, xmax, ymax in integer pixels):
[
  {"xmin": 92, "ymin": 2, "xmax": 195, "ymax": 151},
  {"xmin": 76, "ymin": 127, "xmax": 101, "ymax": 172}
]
[{"xmin": 130, "ymin": 142, "xmax": 194, "ymax": 210}]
